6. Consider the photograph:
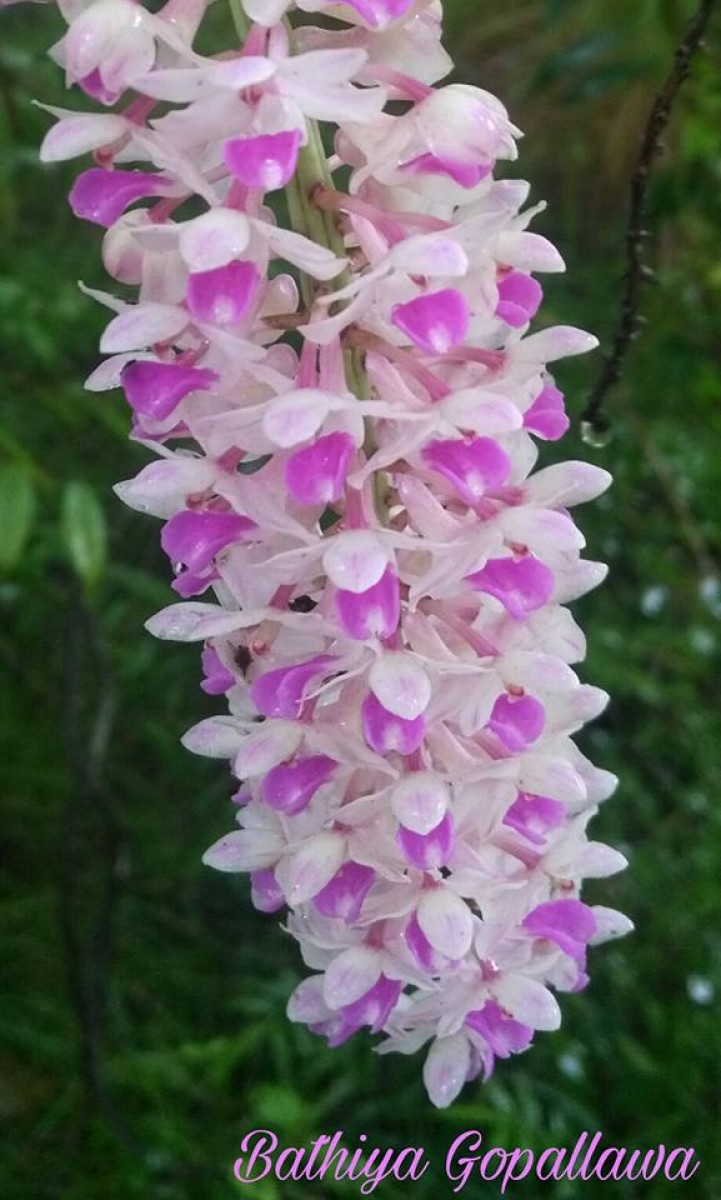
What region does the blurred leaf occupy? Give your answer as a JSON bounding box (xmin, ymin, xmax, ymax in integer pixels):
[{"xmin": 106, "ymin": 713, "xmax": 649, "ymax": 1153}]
[
  {"xmin": 60, "ymin": 479, "xmax": 107, "ymax": 592},
  {"xmin": 0, "ymin": 462, "xmax": 36, "ymax": 572}
]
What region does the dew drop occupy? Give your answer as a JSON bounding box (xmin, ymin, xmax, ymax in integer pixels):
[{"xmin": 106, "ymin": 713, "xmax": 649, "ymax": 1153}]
[
  {"xmin": 687, "ymin": 975, "xmax": 715, "ymax": 1006},
  {"xmin": 559, "ymin": 1052, "xmax": 585, "ymax": 1080},
  {"xmin": 689, "ymin": 627, "xmax": 714, "ymax": 655},
  {"xmin": 700, "ymin": 575, "xmax": 721, "ymax": 618},
  {"xmin": 640, "ymin": 585, "xmax": 668, "ymax": 617},
  {"xmin": 581, "ymin": 420, "xmax": 612, "ymax": 449}
]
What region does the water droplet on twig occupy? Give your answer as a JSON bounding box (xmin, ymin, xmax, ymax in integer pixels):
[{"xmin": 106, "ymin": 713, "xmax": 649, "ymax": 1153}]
[{"xmin": 581, "ymin": 421, "xmax": 612, "ymax": 449}]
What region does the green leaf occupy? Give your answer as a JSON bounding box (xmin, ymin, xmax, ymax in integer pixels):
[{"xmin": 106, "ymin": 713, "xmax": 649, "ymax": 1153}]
[
  {"xmin": 0, "ymin": 462, "xmax": 36, "ymax": 572},
  {"xmin": 60, "ymin": 480, "xmax": 107, "ymax": 591}
]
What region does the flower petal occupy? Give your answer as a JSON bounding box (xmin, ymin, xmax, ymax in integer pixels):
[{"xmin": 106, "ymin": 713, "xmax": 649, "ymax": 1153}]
[
  {"xmin": 179, "ymin": 209, "xmax": 251, "ymax": 272},
  {"xmin": 234, "ymin": 722, "xmax": 304, "ymax": 778},
  {"xmin": 323, "ymin": 946, "xmax": 382, "ymax": 1010},
  {"xmin": 181, "ymin": 716, "xmax": 244, "ymax": 759},
  {"xmin": 100, "ymin": 303, "xmax": 188, "ymax": 353},
  {"xmin": 369, "ymin": 653, "xmax": 431, "ymax": 720},
  {"xmin": 278, "ymin": 832, "xmax": 346, "ymax": 905},
  {"xmin": 423, "ymin": 1034, "xmax": 471, "ymax": 1109},
  {"xmin": 263, "ymin": 389, "xmax": 335, "ymax": 448},
  {"xmin": 323, "ymin": 531, "xmax": 390, "ymax": 594},
  {"xmin": 203, "ymin": 830, "xmax": 278, "ymax": 873},
  {"xmin": 390, "ymin": 772, "xmax": 450, "ymax": 835},
  {"xmin": 417, "ymin": 888, "xmax": 473, "ymax": 959},
  {"xmin": 492, "ymin": 975, "xmax": 561, "ymax": 1031}
]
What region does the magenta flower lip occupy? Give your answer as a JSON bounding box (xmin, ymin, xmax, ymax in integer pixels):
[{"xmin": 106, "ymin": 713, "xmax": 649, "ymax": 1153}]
[
  {"xmin": 523, "ymin": 899, "xmax": 598, "ymax": 965},
  {"xmin": 397, "ymin": 811, "xmax": 455, "ymax": 870},
  {"xmin": 335, "ymin": 565, "xmax": 400, "ymax": 640},
  {"xmin": 361, "ymin": 691, "xmax": 427, "ymax": 755},
  {"xmin": 314, "ymin": 861, "xmax": 376, "ymax": 923},
  {"xmin": 186, "ymin": 261, "xmax": 261, "ymax": 327},
  {"xmin": 285, "ymin": 432, "xmax": 356, "ymax": 506},
  {"xmin": 224, "ymin": 130, "xmax": 302, "ymax": 192},
  {"xmin": 69, "ymin": 167, "xmax": 170, "ymax": 227},
  {"xmin": 391, "ymin": 288, "xmax": 470, "ymax": 354},
  {"xmin": 161, "ymin": 509, "xmax": 256, "ymax": 575},
  {"xmin": 250, "ymin": 656, "xmax": 337, "ymax": 720},
  {"xmin": 261, "ymin": 754, "xmax": 337, "ymax": 815},
  {"xmin": 495, "ymin": 270, "xmax": 543, "ymax": 328},
  {"xmin": 344, "ymin": 0, "xmax": 415, "ymax": 29},
  {"xmin": 524, "ymin": 383, "xmax": 570, "ymax": 441},
  {"xmin": 421, "ymin": 436, "xmax": 511, "ymax": 504},
  {"xmin": 121, "ymin": 361, "xmax": 218, "ymax": 422},
  {"xmin": 465, "ymin": 555, "xmax": 555, "ymax": 619},
  {"xmin": 488, "ymin": 692, "xmax": 546, "ymax": 753}
]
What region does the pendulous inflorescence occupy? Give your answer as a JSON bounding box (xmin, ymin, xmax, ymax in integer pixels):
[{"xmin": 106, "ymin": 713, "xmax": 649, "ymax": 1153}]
[{"xmin": 14, "ymin": 0, "xmax": 632, "ymax": 1106}]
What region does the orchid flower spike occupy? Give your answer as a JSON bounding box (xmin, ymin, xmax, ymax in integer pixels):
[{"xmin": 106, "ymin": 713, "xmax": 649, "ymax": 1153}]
[{"xmin": 17, "ymin": 0, "xmax": 631, "ymax": 1108}]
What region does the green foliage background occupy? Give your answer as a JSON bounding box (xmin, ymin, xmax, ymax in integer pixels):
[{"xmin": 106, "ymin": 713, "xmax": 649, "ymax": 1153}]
[{"xmin": 1, "ymin": 2, "xmax": 721, "ymax": 1196}]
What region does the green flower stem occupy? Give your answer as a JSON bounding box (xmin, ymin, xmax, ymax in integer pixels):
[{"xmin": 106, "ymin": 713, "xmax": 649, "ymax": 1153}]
[
  {"xmin": 227, "ymin": 4, "xmax": 383, "ymax": 510},
  {"xmin": 286, "ymin": 121, "xmax": 352, "ymax": 306},
  {"xmin": 289, "ymin": 123, "xmax": 384, "ymax": 495},
  {"xmin": 278, "ymin": 28, "xmax": 381, "ymax": 479}
]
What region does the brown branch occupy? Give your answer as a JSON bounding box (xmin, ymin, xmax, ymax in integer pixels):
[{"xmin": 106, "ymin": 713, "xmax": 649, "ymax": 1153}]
[{"xmin": 582, "ymin": 0, "xmax": 717, "ymax": 434}]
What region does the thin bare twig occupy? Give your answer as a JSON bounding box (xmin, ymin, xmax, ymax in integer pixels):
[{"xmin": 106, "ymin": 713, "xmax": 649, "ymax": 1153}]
[{"xmin": 583, "ymin": 0, "xmax": 717, "ymax": 434}]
